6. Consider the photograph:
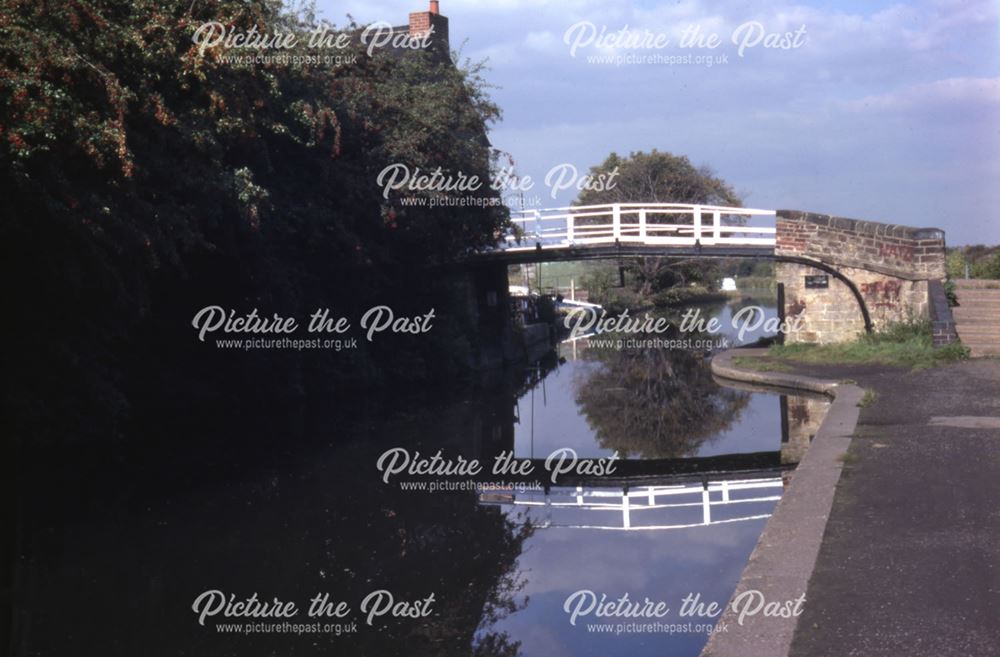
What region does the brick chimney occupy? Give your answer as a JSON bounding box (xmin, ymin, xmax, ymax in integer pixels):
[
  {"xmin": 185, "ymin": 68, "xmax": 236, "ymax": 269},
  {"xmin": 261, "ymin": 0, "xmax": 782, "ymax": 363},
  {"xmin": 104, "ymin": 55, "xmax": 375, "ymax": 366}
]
[{"xmin": 409, "ymin": 1, "xmax": 449, "ymax": 50}]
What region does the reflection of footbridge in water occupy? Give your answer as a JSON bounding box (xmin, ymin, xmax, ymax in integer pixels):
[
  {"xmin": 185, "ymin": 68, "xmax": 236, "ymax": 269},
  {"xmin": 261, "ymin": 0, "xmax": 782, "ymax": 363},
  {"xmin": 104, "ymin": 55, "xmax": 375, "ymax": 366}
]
[
  {"xmin": 506, "ymin": 355, "xmax": 830, "ymax": 488},
  {"xmin": 479, "ymin": 478, "xmax": 783, "ymax": 532}
]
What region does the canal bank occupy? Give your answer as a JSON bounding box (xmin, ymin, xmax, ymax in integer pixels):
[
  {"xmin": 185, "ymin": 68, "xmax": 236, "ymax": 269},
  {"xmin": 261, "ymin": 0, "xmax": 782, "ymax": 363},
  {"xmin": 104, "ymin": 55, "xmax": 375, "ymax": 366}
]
[
  {"xmin": 12, "ymin": 298, "xmax": 810, "ymax": 657},
  {"xmin": 705, "ymin": 349, "xmax": 863, "ymax": 657},
  {"xmin": 707, "ymin": 351, "xmax": 1000, "ymax": 657}
]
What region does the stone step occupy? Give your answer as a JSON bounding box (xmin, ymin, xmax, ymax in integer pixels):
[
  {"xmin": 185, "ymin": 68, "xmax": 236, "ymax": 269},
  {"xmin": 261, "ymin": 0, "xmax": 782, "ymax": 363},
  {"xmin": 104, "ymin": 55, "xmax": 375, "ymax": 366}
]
[
  {"xmin": 957, "ymin": 340, "xmax": 1000, "ymax": 350},
  {"xmin": 951, "ymin": 309, "xmax": 1000, "ymax": 321},
  {"xmin": 955, "ymin": 323, "xmax": 1000, "ymax": 332},
  {"xmin": 955, "ymin": 301, "xmax": 1000, "ymax": 311},
  {"xmin": 960, "ymin": 335, "xmax": 1000, "ymax": 345},
  {"xmin": 956, "ymin": 342, "xmax": 1000, "ymax": 351},
  {"xmin": 957, "ymin": 325, "xmax": 999, "ymax": 333},
  {"xmin": 958, "ymin": 324, "xmax": 1000, "ymax": 332},
  {"xmin": 955, "ymin": 328, "xmax": 1000, "ymax": 337},
  {"xmin": 952, "ymin": 322, "xmax": 1000, "ymax": 331},
  {"xmin": 957, "ymin": 343, "xmax": 1000, "ymax": 357},
  {"xmin": 952, "ymin": 302, "xmax": 1000, "ymax": 310},
  {"xmin": 955, "ymin": 302, "xmax": 1000, "ymax": 312},
  {"xmin": 955, "ymin": 304, "xmax": 1000, "ymax": 313},
  {"xmin": 954, "ymin": 291, "xmax": 1000, "ymax": 301},
  {"xmin": 954, "ymin": 279, "xmax": 1000, "ymax": 290},
  {"xmin": 955, "ymin": 320, "xmax": 1000, "ymax": 330}
]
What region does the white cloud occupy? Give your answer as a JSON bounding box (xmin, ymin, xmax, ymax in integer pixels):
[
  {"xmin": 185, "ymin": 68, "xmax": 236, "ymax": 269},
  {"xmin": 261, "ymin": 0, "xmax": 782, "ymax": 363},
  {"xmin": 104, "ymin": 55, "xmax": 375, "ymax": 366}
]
[
  {"xmin": 313, "ymin": 0, "xmax": 1000, "ymax": 243},
  {"xmin": 844, "ymin": 77, "xmax": 1000, "ymax": 113}
]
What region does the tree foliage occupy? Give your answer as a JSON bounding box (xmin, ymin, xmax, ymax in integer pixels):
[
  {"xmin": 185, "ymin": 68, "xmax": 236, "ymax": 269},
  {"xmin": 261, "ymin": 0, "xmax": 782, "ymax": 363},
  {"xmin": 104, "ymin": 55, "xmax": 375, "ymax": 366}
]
[
  {"xmin": 575, "ymin": 150, "xmax": 742, "ymax": 299},
  {"xmin": 577, "ymin": 149, "xmax": 740, "ymax": 206},
  {"xmin": 0, "ymin": 0, "xmax": 507, "ymax": 440}
]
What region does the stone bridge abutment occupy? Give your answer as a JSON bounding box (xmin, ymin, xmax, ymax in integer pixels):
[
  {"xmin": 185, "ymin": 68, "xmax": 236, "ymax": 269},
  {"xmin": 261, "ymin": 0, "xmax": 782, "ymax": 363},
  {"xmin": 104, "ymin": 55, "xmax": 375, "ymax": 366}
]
[{"xmin": 774, "ymin": 210, "xmax": 951, "ymax": 344}]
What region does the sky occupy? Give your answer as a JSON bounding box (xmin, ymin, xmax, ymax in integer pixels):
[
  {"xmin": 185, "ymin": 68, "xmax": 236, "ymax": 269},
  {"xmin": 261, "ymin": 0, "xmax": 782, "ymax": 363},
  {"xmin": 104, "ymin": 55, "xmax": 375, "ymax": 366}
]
[{"xmin": 318, "ymin": 0, "xmax": 1000, "ymax": 245}]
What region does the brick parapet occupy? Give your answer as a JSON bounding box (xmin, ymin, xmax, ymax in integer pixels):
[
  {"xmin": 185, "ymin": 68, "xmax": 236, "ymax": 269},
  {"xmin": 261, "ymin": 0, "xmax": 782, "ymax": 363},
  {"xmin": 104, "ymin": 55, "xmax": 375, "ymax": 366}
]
[{"xmin": 775, "ymin": 210, "xmax": 946, "ymax": 281}]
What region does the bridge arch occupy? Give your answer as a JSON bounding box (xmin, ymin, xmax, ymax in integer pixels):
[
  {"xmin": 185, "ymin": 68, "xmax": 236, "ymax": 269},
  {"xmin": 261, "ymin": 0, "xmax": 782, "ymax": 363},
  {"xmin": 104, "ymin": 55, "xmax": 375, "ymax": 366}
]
[
  {"xmin": 473, "ymin": 203, "xmax": 951, "ymax": 345},
  {"xmin": 773, "ymin": 254, "xmax": 873, "ymax": 335}
]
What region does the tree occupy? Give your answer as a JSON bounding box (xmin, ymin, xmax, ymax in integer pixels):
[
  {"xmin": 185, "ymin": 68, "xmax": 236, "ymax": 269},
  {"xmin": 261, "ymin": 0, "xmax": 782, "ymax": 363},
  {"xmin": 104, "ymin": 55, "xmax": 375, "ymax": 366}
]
[
  {"xmin": 972, "ymin": 251, "xmax": 1000, "ymax": 279},
  {"xmin": 577, "ymin": 150, "xmax": 741, "ymax": 207},
  {"xmin": 575, "ymin": 150, "xmax": 742, "ymax": 299},
  {"xmin": 0, "ymin": 0, "xmax": 508, "ymax": 441}
]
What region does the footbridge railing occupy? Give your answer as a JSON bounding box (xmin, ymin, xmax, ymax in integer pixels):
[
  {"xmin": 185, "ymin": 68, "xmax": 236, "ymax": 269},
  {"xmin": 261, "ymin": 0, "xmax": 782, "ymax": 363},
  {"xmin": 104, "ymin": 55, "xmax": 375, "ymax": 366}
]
[
  {"xmin": 503, "ymin": 203, "xmax": 776, "ymax": 252},
  {"xmin": 480, "ymin": 477, "xmax": 783, "ymax": 532}
]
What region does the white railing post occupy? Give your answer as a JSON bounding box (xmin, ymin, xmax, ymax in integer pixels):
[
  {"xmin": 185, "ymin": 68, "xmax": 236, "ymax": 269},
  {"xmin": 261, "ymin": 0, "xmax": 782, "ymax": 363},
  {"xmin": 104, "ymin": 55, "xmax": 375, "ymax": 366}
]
[
  {"xmin": 701, "ymin": 486, "xmax": 711, "ymax": 525},
  {"xmin": 622, "ymin": 488, "xmax": 631, "ymax": 529},
  {"xmin": 498, "ymin": 204, "xmax": 775, "ymax": 253},
  {"xmin": 545, "ymin": 488, "xmax": 552, "ymax": 528}
]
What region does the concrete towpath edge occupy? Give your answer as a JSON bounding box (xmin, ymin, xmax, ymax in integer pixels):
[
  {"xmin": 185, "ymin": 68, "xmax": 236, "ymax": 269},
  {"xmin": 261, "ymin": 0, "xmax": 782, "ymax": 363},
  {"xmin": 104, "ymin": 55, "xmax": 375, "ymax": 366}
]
[{"xmin": 700, "ymin": 348, "xmax": 864, "ymax": 657}]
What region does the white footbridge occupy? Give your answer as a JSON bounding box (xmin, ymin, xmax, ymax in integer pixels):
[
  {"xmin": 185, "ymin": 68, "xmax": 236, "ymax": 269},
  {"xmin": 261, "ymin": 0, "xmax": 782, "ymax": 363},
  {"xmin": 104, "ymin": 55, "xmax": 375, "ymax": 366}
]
[{"xmin": 502, "ymin": 203, "xmax": 777, "ymax": 253}]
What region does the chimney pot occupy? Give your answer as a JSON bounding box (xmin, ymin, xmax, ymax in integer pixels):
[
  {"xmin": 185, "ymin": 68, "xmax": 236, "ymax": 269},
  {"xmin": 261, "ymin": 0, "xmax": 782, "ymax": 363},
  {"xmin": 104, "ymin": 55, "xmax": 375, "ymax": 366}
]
[{"xmin": 429, "ymin": 1, "xmax": 439, "ymax": 14}]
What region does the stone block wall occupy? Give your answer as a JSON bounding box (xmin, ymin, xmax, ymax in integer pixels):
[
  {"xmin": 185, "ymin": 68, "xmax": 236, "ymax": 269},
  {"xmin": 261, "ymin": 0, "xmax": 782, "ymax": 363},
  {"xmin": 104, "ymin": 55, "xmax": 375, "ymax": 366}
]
[
  {"xmin": 777, "ymin": 261, "xmax": 929, "ymax": 343},
  {"xmin": 775, "ymin": 210, "xmax": 945, "ymax": 344}
]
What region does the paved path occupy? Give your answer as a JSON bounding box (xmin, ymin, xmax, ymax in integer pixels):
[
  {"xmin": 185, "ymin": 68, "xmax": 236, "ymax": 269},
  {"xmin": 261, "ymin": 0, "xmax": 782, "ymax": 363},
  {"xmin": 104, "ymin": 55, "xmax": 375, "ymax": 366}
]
[{"xmin": 786, "ymin": 359, "xmax": 1000, "ymax": 657}]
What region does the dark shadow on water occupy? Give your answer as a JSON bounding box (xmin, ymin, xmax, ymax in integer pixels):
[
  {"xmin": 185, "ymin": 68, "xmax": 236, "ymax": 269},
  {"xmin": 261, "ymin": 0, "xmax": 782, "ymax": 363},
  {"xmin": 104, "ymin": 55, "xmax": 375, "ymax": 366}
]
[{"xmin": 12, "ymin": 298, "xmax": 823, "ymax": 657}]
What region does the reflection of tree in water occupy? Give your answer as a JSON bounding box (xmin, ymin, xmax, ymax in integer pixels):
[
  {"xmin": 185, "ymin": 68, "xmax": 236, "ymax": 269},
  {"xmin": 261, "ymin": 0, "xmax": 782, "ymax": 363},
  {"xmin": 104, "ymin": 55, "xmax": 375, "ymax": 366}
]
[
  {"xmin": 325, "ymin": 471, "xmax": 534, "ymax": 657},
  {"xmin": 574, "ymin": 345, "xmax": 750, "ymax": 458},
  {"xmin": 16, "ymin": 400, "xmax": 536, "ymax": 657},
  {"xmin": 259, "ymin": 407, "xmax": 537, "ymax": 657}
]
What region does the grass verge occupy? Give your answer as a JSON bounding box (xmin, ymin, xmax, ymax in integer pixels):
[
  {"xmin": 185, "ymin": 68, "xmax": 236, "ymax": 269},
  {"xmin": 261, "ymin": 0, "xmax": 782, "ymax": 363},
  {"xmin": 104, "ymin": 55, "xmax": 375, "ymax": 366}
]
[
  {"xmin": 731, "ymin": 356, "xmax": 794, "ymax": 372},
  {"xmin": 767, "ymin": 320, "xmax": 969, "ymax": 371},
  {"xmin": 858, "ymin": 389, "xmax": 878, "ymax": 408}
]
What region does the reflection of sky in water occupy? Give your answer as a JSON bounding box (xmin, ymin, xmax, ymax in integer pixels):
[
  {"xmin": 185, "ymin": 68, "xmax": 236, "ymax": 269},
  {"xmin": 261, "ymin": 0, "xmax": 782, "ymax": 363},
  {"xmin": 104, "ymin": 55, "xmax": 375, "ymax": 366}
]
[
  {"xmin": 499, "ymin": 300, "xmax": 789, "ymax": 655},
  {"xmin": 697, "ymin": 392, "xmax": 782, "ymax": 457},
  {"xmin": 514, "ymin": 300, "xmax": 783, "ymax": 460},
  {"xmin": 514, "ymin": 359, "xmax": 606, "ymax": 460},
  {"xmin": 488, "ymin": 516, "xmax": 774, "ymax": 657},
  {"xmin": 714, "ymin": 301, "xmax": 779, "ymax": 346}
]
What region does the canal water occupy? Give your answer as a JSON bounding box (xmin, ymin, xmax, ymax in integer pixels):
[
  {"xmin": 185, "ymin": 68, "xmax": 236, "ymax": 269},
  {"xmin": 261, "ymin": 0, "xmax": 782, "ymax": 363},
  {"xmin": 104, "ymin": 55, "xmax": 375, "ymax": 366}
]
[{"xmin": 14, "ymin": 296, "xmax": 828, "ymax": 657}]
